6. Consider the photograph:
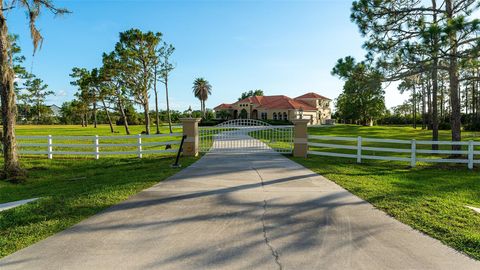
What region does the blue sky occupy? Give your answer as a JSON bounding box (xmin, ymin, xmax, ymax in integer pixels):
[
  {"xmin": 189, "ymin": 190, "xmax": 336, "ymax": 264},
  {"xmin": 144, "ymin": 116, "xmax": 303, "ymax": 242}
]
[{"xmin": 9, "ymin": 0, "xmax": 407, "ymax": 111}]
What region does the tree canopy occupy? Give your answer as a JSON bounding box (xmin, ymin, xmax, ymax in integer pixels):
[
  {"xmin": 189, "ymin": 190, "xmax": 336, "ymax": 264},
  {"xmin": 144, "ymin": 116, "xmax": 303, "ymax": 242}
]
[
  {"xmin": 192, "ymin": 78, "xmax": 212, "ymax": 117},
  {"xmin": 332, "ymin": 57, "xmax": 386, "ymax": 126},
  {"xmin": 350, "ymin": 0, "xmax": 480, "ymax": 149},
  {"xmin": 238, "ymin": 89, "xmax": 264, "ymax": 100}
]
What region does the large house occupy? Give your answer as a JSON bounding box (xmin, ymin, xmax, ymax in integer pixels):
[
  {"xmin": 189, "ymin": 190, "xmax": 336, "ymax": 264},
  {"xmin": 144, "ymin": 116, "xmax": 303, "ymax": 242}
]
[{"xmin": 214, "ymin": 92, "xmax": 332, "ymax": 125}]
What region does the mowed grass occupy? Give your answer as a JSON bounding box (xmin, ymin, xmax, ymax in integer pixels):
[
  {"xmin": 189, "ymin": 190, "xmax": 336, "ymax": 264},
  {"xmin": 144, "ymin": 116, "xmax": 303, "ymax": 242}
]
[
  {"xmin": 14, "ymin": 124, "xmax": 181, "ymax": 136},
  {"xmin": 292, "ymin": 124, "xmax": 480, "ymax": 260},
  {"xmin": 309, "ymin": 124, "xmax": 480, "ymax": 141},
  {"xmin": 0, "ymin": 124, "xmax": 198, "ymax": 259}
]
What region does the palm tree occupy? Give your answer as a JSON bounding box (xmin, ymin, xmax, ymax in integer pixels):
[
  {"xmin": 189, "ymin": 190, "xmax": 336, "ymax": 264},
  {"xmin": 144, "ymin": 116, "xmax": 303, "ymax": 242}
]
[
  {"xmin": 0, "ymin": 1, "xmax": 68, "ymax": 182},
  {"xmin": 192, "ymin": 78, "xmax": 212, "ymax": 117}
]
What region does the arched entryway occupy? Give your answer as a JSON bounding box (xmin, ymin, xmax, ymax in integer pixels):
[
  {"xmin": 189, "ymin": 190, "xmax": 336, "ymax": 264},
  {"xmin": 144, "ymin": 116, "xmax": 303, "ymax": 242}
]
[
  {"xmin": 233, "ymin": 110, "xmax": 238, "ymax": 119},
  {"xmin": 251, "ymin": 110, "xmax": 258, "ymax": 119},
  {"xmin": 239, "ymin": 109, "xmax": 248, "ymax": 119}
]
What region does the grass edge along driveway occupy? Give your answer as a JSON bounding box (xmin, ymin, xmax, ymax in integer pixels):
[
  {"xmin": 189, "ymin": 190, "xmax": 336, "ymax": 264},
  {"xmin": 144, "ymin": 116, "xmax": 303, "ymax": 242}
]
[
  {"xmin": 291, "ymin": 154, "xmax": 480, "ymax": 260},
  {"xmin": 293, "ymin": 125, "xmax": 480, "ymax": 260},
  {"xmin": 0, "ymin": 155, "xmax": 198, "ymax": 259}
]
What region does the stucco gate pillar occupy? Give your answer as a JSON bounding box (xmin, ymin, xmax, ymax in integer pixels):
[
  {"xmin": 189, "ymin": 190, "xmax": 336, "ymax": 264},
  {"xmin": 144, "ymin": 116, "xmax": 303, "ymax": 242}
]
[
  {"xmin": 292, "ymin": 119, "xmax": 310, "ymax": 158},
  {"xmin": 180, "ymin": 118, "xmax": 202, "ymax": 157}
]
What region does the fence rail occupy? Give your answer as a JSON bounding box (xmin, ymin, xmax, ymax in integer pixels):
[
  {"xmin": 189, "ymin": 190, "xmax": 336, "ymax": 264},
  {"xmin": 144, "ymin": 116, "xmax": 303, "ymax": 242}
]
[
  {"xmin": 16, "ymin": 133, "xmax": 183, "ymax": 159},
  {"xmin": 308, "ymin": 135, "xmax": 480, "ymax": 169}
]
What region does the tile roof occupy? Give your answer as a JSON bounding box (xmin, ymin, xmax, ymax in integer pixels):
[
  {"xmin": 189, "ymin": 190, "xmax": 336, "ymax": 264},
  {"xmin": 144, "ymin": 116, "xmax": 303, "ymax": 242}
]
[
  {"xmin": 232, "ymin": 95, "xmax": 317, "ymax": 111},
  {"xmin": 215, "ymin": 92, "xmax": 329, "ymax": 111},
  {"xmin": 213, "ymin": 103, "xmax": 233, "ymax": 110},
  {"xmin": 294, "ymin": 92, "xmax": 331, "ymax": 100}
]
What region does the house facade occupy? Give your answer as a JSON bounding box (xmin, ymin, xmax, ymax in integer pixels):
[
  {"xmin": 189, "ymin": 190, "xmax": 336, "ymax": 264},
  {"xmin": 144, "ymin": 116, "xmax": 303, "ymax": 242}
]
[{"xmin": 214, "ymin": 92, "xmax": 332, "ymax": 125}]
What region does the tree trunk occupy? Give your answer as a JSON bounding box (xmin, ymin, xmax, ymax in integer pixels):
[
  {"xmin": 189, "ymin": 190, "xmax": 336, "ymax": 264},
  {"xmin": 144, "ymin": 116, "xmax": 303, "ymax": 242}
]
[
  {"xmin": 0, "ymin": 8, "xmax": 24, "ymax": 181},
  {"xmin": 422, "ymin": 79, "xmax": 426, "ymax": 129},
  {"xmin": 101, "ymin": 98, "xmax": 114, "ymax": 133},
  {"xmin": 448, "ymin": 61, "xmax": 461, "ymax": 149},
  {"xmin": 439, "ymin": 79, "xmax": 444, "ymax": 119},
  {"xmin": 154, "ymin": 66, "xmax": 160, "ymax": 134},
  {"xmin": 430, "ymin": 0, "xmax": 439, "ymax": 150},
  {"xmin": 144, "ymin": 102, "xmax": 150, "ymax": 135},
  {"xmin": 93, "ymin": 99, "xmax": 97, "ymax": 128},
  {"xmin": 464, "ymin": 84, "xmax": 468, "ymax": 115},
  {"xmin": 474, "ymin": 68, "xmax": 480, "ymax": 120},
  {"xmin": 427, "ymin": 78, "xmax": 432, "ymax": 129},
  {"xmin": 471, "ymin": 78, "xmax": 475, "ymax": 122},
  {"xmin": 446, "ymin": 0, "xmax": 461, "ymax": 151},
  {"xmin": 473, "ymin": 74, "xmax": 477, "ymax": 125},
  {"xmin": 117, "ymin": 98, "xmax": 130, "ymax": 135},
  {"xmin": 37, "ymin": 101, "xmax": 40, "ymax": 124},
  {"xmin": 165, "ymin": 76, "xmax": 173, "ymax": 133},
  {"xmin": 431, "ymin": 58, "xmax": 439, "ymax": 150},
  {"xmin": 412, "ymin": 85, "xmax": 417, "ymax": 129}
]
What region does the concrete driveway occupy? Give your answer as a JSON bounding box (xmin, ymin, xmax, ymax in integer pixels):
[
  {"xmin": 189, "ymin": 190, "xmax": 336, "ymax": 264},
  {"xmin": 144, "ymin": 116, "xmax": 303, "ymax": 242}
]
[{"xmin": 1, "ymin": 151, "xmax": 479, "ymax": 269}]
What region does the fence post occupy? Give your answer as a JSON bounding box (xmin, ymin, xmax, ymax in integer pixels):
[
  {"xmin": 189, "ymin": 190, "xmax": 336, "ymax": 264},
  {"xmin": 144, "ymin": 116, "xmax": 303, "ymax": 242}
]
[
  {"xmin": 47, "ymin": 135, "xmax": 53, "ymax": 159},
  {"xmin": 94, "ymin": 135, "xmax": 100, "ymax": 160},
  {"xmin": 468, "ymin": 140, "xmax": 474, "ymax": 170},
  {"xmin": 356, "ymin": 136, "xmax": 362, "ymax": 163},
  {"xmin": 291, "ymin": 119, "xmax": 310, "ymax": 158},
  {"xmin": 180, "ymin": 118, "xmax": 202, "ymax": 157},
  {"xmin": 137, "ymin": 134, "xmax": 142, "ymax": 158},
  {"xmin": 411, "ymin": 139, "xmax": 416, "ymax": 168}
]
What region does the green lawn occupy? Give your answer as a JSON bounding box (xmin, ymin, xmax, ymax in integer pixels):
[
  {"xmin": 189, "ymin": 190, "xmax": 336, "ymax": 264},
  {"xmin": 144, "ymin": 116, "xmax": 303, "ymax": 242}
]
[
  {"xmin": 14, "ymin": 124, "xmax": 181, "ymax": 136},
  {"xmin": 14, "ymin": 124, "xmax": 184, "ymax": 158},
  {"xmin": 0, "ymin": 124, "xmax": 197, "ymax": 259},
  {"xmin": 292, "ymin": 124, "xmax": 480, "ymax": 260},
  {"xmin": 3, "ymin": 124, "xmax": 480, "ymax": 260},
  {"xmin": 308, "ymin": 124, "xmax": 480, "ymax": 141}
]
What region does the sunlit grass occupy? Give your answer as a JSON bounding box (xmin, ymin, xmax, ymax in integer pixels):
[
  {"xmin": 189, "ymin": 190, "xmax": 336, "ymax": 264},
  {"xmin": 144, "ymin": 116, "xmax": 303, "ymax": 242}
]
[{"xmin": 292, "ymin": 124, "xmax": 480, "ymax": 260}]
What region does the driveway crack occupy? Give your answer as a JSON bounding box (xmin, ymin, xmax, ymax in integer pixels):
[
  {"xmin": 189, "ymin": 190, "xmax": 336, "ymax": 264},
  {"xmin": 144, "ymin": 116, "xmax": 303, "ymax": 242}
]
[{"xmin": 254, "ymin": 167, "xmax": 283, "ymax": 270}]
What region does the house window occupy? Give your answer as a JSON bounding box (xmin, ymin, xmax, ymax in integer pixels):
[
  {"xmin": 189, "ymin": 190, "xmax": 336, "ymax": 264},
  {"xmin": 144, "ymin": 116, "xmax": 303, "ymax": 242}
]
[
  {"xmin": 283, "ymin": 112, "xmax": 288, "ymax": 120},
  {"xmin": 261, "ymin": 112, "xmax": 267, "ymax": 120},
  {"xmin": 273, "ymin": 112, "xmax": 277, "ymax": 120}
]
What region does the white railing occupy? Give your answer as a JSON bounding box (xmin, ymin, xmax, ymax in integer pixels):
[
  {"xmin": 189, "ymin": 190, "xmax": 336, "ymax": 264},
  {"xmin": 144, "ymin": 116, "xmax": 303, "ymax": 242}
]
[
  {"xmin": 16, "ymin": 133, "xmax": 183, "ymax": 159},
  {"xmin": 216, "ymin": 119, "xmax": 272, "ymax": 127},
  {"xmin": 308, "ymin": 135, "xmax": 480, "ymax": 169}
]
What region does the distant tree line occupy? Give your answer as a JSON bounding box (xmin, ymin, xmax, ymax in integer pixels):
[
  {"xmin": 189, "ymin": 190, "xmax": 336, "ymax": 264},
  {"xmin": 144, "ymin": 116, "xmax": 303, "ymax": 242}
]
[
  {"xmin": 10, "ymin": 34, "xmax": 55, "ymax": 125},
  {"xmin": 382, "ymin": 68, "xmax": 480, "ymax": 132},
  {"xmin": 11, "ymin": 24, "xmax": 221, "ymax": 134}
]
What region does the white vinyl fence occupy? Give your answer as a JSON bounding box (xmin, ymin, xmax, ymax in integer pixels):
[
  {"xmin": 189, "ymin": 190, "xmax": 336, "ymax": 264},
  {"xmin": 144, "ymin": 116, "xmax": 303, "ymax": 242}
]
[
  {"xmin": 308, "ymin": 135, "xmax": 480, "ymax": 169},
  {"xmin": 17, "ymin": 133, "xmax": 183, "ymax": 159}
]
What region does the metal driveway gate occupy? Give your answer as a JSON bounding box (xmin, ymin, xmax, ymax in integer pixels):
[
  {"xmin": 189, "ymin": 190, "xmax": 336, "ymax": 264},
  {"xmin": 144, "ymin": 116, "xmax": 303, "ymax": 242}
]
[{"xmin": 199, "ymin": 119, "xmax": 293, "ymax": 153}]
